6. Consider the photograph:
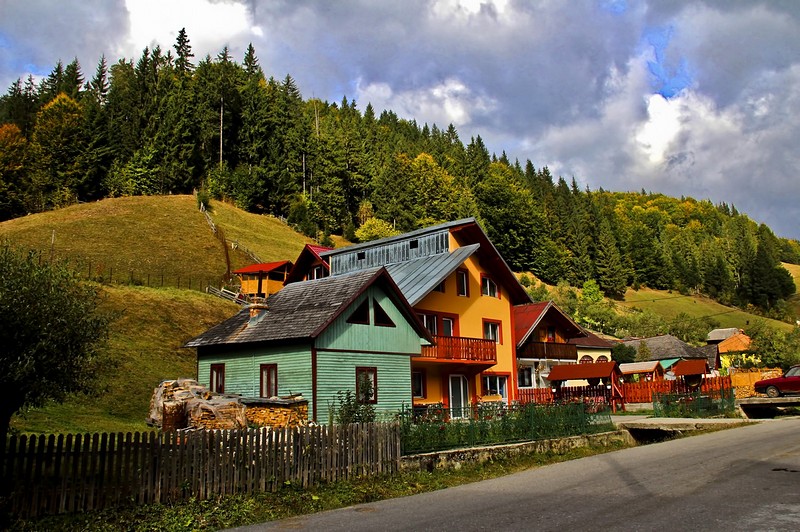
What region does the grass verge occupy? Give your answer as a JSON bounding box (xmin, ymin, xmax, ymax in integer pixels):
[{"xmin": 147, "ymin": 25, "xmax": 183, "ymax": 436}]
[{"xmin": 10, "ymin": 441, "xmax": 631, "ymax": 531}]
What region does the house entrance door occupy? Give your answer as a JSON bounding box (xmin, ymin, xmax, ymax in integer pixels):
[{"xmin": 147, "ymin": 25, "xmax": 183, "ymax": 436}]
[{"xmin": 449, "ymin": 375, "xmax": 469, "ymax": 419}]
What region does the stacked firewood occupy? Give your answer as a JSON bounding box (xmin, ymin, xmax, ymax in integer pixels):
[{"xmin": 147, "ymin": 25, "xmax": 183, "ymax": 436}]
[
  {"xmin": 186, "ymin": 396, "xmax": 247, "ymax": 430},
  {"xmin": 245, "ymin": 401, "xmax": 308, "ymax": 428}
]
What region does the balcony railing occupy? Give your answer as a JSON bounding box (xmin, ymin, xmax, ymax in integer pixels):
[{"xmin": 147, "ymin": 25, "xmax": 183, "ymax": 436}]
[
  {"xmin": 418, "ymin": 335, "xmax": 497, "ymax": 363},
  {"xmin": 517, "ymin": 341, "xmax": 578, "ymax": 360}
]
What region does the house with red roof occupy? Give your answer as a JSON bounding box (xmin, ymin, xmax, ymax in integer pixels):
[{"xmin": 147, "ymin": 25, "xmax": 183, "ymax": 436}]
[{"xmin": 233, "ymin": 261, "xmax": 293, "ymax": 299}]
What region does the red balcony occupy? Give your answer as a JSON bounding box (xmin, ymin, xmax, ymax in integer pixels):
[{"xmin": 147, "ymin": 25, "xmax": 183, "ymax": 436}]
[
  {"xmin": 517, "ymin": 341, "xmax": 578, "ymax": 361},
  {"xmin": 416, "ymin": 335, "xmax": 497, "ymax": 364}
]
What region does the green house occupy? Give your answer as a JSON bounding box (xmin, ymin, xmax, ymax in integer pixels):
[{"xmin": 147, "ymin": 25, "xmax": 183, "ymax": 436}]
[{"xmin": 185, "ymin": 268, "xmax": 432, "ymax": 423}]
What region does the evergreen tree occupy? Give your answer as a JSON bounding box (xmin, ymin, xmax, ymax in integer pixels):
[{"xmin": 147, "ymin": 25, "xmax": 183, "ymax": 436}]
[{"xmin": 595, "ymin": 218, "xmax": 628, "ymax": 298}]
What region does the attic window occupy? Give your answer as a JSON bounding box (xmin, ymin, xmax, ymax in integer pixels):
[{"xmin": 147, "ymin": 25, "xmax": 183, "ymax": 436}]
[
  {"xmin": 346, "ymin": 299, "xmax": 370, "ymax": 325},
  {"xmin": 409, "ymin": 239, "xmax": 419, "ymax": 249},
  {"xmin": 357, "ymin": 251, "xmax": 366, "ymax": 260},
  {"xmin": 373, "ymin": 299, "xmax": 395, "ymax": 327}
]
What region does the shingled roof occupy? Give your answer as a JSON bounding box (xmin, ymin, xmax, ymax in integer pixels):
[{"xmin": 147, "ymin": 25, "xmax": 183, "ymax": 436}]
[
  {"xmin": 185, "ymin": 268, "xmax": 429, "ymax": 348},
  {"xmin": 622, "ymin": 334, "xmax": 705, "ymax": 360}
]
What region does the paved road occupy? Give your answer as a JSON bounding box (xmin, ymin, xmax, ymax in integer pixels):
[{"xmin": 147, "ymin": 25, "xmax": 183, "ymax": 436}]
[{"xmin": 234, "ymin": 418, "xmax": 800, "ymax": 532}]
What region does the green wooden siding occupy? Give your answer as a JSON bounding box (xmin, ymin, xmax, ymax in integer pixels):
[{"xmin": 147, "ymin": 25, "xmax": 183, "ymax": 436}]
[
  {"xmin": 198, "ymin": 345, "xmax": 314, "ymax": 411},
  {"xmin": 315, "ymin": 351, "xmax": 412, "ymax": 424},
  {"xmin": 317, "ymin": 286, "xmax": 423, "ymax": 355}
]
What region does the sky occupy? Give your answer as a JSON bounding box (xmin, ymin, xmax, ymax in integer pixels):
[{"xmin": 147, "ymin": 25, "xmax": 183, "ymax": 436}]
[{"xmin": 1, "ymin": 0, "xmax": 799, "ymax": 239}]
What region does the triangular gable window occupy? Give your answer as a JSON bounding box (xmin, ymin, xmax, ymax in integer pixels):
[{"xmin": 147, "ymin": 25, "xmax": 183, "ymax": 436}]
[
  {"xmin": 373, "ymin": 298, "xmax": 395, "ymax": 328},
  {"xmin": 346, "ymin": 299, "xmax": 370, "ymax": 325}
]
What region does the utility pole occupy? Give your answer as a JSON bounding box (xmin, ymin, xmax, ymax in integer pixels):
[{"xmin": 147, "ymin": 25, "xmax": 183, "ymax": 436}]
[{"xmin": 219, "ymin": 97, "xmax": 223, "ymax": 170}]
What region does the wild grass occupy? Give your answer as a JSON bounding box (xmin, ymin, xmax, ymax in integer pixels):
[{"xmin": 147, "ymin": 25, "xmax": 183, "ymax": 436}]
[
  {"xmin": 620, "ymin": 286, "xmax": 794, "ymax": 332},
  {"xmin": 782, "ymin": 262, "xmax": 800, "ymax": 320},
  {"xmin": 10, "ymin": 284, "xmax": 238, "ymax": 434}
]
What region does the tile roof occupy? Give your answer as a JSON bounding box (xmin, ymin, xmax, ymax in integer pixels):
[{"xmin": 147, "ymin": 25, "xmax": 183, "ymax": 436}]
[
  {"xmin": 546, "ymin": 361, "xmax": 619, "ymax": 381},
  {"xmin": 185, "ymin": 268, "xmax": 428, "ymax": 348},
  {"xmin": 622, "ymin": 334, "xmax": 705, "ymax": 360},
  {"xmin": 232, "ymin": 260, "xmax": 292, "ymax": 275}
]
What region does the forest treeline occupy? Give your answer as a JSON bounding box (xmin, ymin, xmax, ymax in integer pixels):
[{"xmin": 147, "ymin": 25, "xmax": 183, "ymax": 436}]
[{"xmin": 0, "ymin": 29, "xmax": 797, "ymax": 318}]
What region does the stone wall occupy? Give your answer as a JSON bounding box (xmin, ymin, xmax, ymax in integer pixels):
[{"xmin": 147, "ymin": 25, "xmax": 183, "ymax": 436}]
[{"xmin": 400, "ymin": 430, "xmax": 636, "ymax": 472}]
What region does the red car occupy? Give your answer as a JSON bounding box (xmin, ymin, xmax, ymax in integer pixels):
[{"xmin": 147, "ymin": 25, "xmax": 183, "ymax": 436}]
[{"xmin": 754, "ymin": 365, "xmax": 800, "ymax": 398}]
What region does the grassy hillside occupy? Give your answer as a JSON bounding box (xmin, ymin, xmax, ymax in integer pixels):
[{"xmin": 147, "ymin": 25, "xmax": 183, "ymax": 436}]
[
  {"xmin": 11, "ymin": 284, "xmax": 239, "ymax": 434},
  {"xmin": 0, "ymin": 195, "xmax": 233, "ymax": 287},
  {"xmin": 782, "ymin": 262, "xmax": 800, "ymax": 321},
  {"xmin": 619, "ymin": 287, "xmax": 794, "ymax": 333}
]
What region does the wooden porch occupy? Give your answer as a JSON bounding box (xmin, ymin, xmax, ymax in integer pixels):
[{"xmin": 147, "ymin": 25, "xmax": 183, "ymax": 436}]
[{"xmin": 516, "ymin": 341, "xmax": 578, "ymax": 360}]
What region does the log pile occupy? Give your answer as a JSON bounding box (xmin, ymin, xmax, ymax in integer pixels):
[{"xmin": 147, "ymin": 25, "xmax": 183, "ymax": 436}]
[
  {"xmin": 186, "ymin": 396, "xmax": 247, "ymax": 430},
  {"xmin": 147, "ymin": 379, "xmax": 246, "ymax": 431},
  {"xmin": 243, "ymin": 395, "xmax": 309, "ymax": 428}
]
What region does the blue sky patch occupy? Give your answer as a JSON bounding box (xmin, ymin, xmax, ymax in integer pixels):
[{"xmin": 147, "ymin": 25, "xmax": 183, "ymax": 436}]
[{"xmin": 643, "ymin": 25, "xmax": 693, "ymax": 98}]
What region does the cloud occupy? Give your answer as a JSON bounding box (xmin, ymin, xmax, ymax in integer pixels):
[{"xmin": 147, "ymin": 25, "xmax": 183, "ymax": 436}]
[{"xmin": 1, "ymin": 0, "xmax": 800, "ymax": 238}]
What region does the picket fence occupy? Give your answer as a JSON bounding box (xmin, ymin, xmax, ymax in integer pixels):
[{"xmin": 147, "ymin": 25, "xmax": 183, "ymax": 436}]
[
  {"xmin": 517, "ymin": 376, "xmax": 733, "ymax": 405},
  {"xmin": 2, "ymin": 423, "xmax": 400, "ymax": 519}
]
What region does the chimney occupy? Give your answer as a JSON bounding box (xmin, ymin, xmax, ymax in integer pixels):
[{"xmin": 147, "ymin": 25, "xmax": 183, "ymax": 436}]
[{"xmin": 248, "ymin": 299, "xmax": 269, "ymax": 324}]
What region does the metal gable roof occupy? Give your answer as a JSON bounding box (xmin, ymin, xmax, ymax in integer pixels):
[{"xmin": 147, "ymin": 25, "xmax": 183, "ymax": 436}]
[{"xmin": 385, "ymin": 244, "xmax": 480, "ymax": 306}]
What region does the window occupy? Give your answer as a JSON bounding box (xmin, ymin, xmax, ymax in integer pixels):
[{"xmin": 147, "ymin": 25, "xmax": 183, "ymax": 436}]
[
  {"xmin": 433, "ymin": 280, "xmax": 445, "ymax": 293},
  {"xmin": 347, "ymin": 299, "xmax": 370, "ymax": 324},
  {"xmin": 409, "ymin": 239, "xmax": 419, "ymax": 249},
  {"xmin": 456, "ymin": 269, "xmax": 469, "ymax": 297},
  {"xmin": 418, "ymin": 313, "xmax": 438, "ymax": 335},
  {"xmin": 411, "ymin": 370, "xmax": 426, "ymax": 398},
  {"xmin": 483, "ymin": 320, "xmax": 501, "ymax": 344},
  {"xmin": 442, "ymin": 317, "xmax": 455, "ymax": 337},
  {"xmin": 309, "ymin": 265, "xmax": 326, "ymax": 280},
  {"xmin": 357, "ymin": 251, "xmax": 366, "ymax": 260},
  {"xmin": 210, "ymin": 364, "xmax": 225, "ymax": 393},
  {"xmin": 546, "ymin": 326, "xmax": 556, "ymax": 342},
  {"xmin": 596, "ymin": 355, "xmax": 609, "ymax": 363},
  {"xmin": 481, "ymin": 275, "xmax": 498, "ymax": 298},
  {"xmin": 580, "ymin": 355, "xmax": 594, "ymax": 364},
  {"xmin": 356, "ymin": 367, "xmax": 377, "ymax": 404},
  {"xmin": 260, "ymin": 364, "xmax": 278, "ymax": 398},
  {"xmin": 482, "ymin": 375, "xmax": 508, "ymax": 401},
  {"xmin": 373, "ymin": 299, "xmax": 395, "ymax": 327},
  {"xmin": 518, "ymin": 366, "xmax": 533, "ymax": 388}
]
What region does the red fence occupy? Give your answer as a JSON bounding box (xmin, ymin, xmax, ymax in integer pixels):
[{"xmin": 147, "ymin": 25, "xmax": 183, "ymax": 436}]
[{"xmin": 517, "ymin": 375, "xmax": 733, "ymax": 406}]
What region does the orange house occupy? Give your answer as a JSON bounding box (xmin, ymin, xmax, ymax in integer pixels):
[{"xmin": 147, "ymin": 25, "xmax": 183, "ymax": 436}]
[
  {"xmin": 286, "ymin": 218, "xmax": 531, "ymax": 416},
  {"xmin": 233, "ymin": 261, "xmax": 293, "ymax": 299}
]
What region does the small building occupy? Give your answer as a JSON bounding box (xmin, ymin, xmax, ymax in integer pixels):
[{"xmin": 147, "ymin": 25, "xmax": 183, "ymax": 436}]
[
  {"xmin": 185, "ymin": 268, "xmax": 432, "ymax": 423},
  {"xmin": 672, "ymin": 358, "xmax": 710, "ymax": 388},
  {"xmin": 233, "ymin": 260, "xmax": 293, "ymax": 299},
  {"xmin": 619, "ymin": 361, "xmax": 665, "ymax": 382},
  {"xmin": 545, "ymin": 361, "xmax": 624, "ymax": 412}
]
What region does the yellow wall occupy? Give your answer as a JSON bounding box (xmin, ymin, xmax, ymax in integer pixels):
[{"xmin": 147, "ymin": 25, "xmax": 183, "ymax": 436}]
[{"xmin": 412, "ymin": 232, "xmax": 516, "ymax": 405}]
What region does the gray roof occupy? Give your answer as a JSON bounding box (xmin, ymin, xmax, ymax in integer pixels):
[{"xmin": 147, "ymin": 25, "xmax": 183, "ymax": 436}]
[
  {"xmin": 697, "ymin": 343, "xmax": 720, "ymax": 370},
  {"xmin": 385, "ymin": 244, "xmax": 479, "ymax": 306},
  {"xmin": 706, "ymin": 328, "xmax": 740, "ymax": 342},
  {"xmin": 622, "ymin": 334, "xmax": 706, "ymax": 360},
  {"xmin": 320, "ymin": 218, "xmax": 477, "ymax": 258},
  {"xmin": 185, "ymin": 268, "xmax": 421, "ymax": 348}
]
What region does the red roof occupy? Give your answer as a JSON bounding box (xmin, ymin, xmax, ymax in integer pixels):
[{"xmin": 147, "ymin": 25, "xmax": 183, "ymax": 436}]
[
  {"xmin": 513, "ymin": 301, "xmax": 585, "ymax": 348},
  {"xmin": 233, "ymin": 261, "xmax": 292, "ymax": 275},
  {"xmin": 672, "ymin": 358, "xmax": 709, "ymax": 376},
  {"xmin": 307, "ymin": 244, "xmax": 333, "ymax": 256},
  {"xmin": 547, "ymin": 361, "xmax": 619, "ymax": 381}
]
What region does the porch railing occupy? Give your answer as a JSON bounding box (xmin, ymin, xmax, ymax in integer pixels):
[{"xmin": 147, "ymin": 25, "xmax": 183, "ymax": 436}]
[
  {"xmin": 418, "ymin": 335, "xmax": 497, "ymax": 363},
  {"xmin": 516, "ymin": 341, "xmax": 578, "ymax": 360}
]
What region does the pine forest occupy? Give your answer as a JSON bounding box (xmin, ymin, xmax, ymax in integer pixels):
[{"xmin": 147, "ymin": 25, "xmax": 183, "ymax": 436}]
[{"xmin": 0, "ymin": 29, "xmax": 797, "ymax": 319}]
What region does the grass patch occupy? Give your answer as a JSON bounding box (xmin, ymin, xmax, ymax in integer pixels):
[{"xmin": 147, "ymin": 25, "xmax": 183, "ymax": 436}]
[
  {"xmin": 782, "ymin": 262, "xmax": 800, "ymax": 320},
  {"xmin": 620, "ymin": 286, "xmax": 794, "ymax": 333},
  {"xmin": 9, "ymin": 441, "xmax": 631, "ymax": 531},
  {"xmin": 10, "ymin": 284, "xmax": 238, "ymax": 434}
]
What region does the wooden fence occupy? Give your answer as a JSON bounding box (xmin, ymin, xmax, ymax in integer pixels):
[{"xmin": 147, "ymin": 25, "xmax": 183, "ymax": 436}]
[
  {"xmin": 517, "ymin": 375, "xmax": 733, "ymax": 405},
  {"xmin": 2, "ymin": 423, "xmax": 400, "ymax": 519}
]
